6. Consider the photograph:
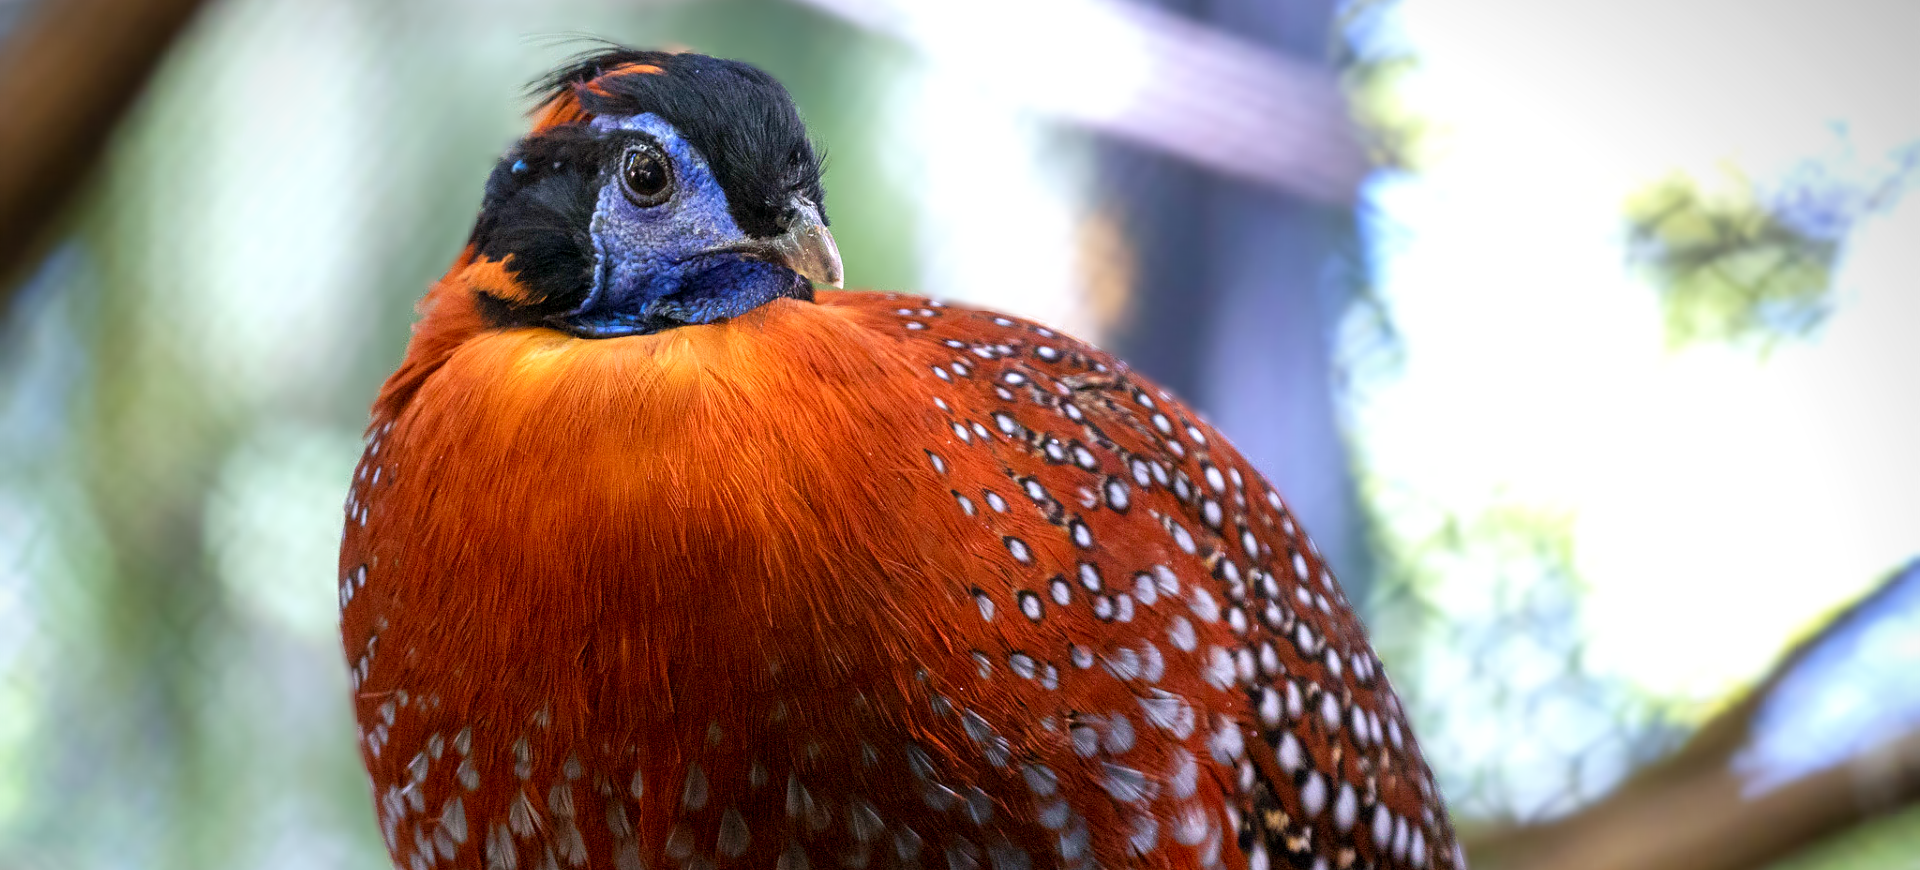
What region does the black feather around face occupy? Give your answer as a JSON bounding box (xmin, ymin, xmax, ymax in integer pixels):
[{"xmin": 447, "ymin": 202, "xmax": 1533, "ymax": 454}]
[
  {"xmin": 539, "ymin": 48, "xmax": 827, "ymax": 239},
  {"xmin": 467, "ymin": 126, "xmax": 615, "ymax": 319}
]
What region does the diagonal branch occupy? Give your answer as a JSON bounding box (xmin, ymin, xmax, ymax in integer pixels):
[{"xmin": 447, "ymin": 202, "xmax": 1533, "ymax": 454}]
[
  {"xmin": 1469, "ymin": 562, "xmax": 1920, "ymax": 870},
  {"xmin": 0, "ymin": 0, "xmax": 214, "ymax": 300}
]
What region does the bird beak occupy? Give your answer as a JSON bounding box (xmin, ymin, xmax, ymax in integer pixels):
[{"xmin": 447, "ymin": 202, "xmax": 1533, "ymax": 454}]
[
  {"xmin": 698, "ymin": 197, "xmax": 844, "ymax": 288},
  {"xmin": 768, "ymin": 197, "xmax": 843, "ymax": 288}
]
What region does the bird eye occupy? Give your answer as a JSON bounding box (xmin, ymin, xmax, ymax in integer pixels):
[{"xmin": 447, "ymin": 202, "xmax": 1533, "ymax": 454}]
[{"xmin": 620, "ymin": 145, "xmax": 673, "ymax": 206}]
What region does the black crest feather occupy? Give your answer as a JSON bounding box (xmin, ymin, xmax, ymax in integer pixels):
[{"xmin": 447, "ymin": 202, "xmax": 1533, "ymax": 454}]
[
  {"xmin": 535, "ymin": 47, "xmax": 827, "ymax": 238},
  {"xmin": 465, "ymin": 47, "xmax": 829, "ymax": 323}
]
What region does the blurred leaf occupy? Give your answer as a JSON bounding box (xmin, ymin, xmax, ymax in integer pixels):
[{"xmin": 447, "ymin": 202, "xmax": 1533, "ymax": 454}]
[
  {"xmin": 1625, "ymin": 171, "xmax": 1839, "ymax": 351},
  {"xmin": 1626, "ymin": 143, "xmax": 1920, "ymax": 352},
  {"xmin": 1335, "ymin": 0, "xmax": 1425, "ymax": 172}
]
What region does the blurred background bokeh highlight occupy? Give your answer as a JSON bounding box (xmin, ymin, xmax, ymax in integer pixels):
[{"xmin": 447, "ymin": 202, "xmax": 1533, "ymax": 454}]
[{"xmin": 0, "ymin": 0, "xmax": 1915, "ymax": 868}]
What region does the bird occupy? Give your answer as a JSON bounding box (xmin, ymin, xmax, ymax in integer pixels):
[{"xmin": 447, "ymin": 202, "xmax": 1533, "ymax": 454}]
[{"xmin": 339, "ymin": 47, "xmax": 1461, "ymax": 870}]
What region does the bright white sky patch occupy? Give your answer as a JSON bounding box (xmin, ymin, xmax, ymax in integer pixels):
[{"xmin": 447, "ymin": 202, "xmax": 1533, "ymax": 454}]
[
  {"xmin": 1362, "ymin": 0, "xmax": 1920, "ymax": 711},
  {"xmin": 883, "ymin": 60, "xmax": 1098, "ymax": 338}
]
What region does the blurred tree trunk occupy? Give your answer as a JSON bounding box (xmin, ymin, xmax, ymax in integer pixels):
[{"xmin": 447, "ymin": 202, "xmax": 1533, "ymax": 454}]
[
  {"xmin": 1103, "ymin": 0, "xmax": 1370, "ymax": 604},
  {"xmin": 0, "ymin": 0, "xmax": 211, "ymax": 295}
]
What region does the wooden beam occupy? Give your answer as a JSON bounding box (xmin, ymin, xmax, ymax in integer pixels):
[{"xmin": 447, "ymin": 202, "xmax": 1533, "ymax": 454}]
[{"xmin": 792, "ymin": 0, "xmax": 1370, "ymax": 205}]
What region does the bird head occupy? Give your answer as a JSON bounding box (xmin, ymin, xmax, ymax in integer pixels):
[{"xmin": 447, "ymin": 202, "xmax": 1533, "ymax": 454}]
[{"xmin": 459, "ymin": 49, "xmax": 841, "ymax": 338}]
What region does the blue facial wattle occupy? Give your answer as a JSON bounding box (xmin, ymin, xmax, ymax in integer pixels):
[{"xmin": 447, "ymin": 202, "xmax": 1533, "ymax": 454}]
[{"xmin": 560, "ymin": 113, "xmax": 810, "ymax": 337}]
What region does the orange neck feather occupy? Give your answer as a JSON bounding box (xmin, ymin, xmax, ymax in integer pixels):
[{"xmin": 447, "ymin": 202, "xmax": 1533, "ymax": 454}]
[{"xmin": 359, "ymin": 270, "xmax": 992, "ymax": 735}]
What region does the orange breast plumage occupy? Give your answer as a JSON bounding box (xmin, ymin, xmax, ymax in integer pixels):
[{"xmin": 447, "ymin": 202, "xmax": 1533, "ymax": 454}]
[{"xmin": 340, "ymin": 286, "xmax": 1461, "ymax": 870}]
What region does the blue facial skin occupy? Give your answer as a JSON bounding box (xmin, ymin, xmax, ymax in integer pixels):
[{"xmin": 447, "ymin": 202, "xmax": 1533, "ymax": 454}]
[{"xmin": 563, "ymin": 113, "xmax": 807, "ymax": 337}]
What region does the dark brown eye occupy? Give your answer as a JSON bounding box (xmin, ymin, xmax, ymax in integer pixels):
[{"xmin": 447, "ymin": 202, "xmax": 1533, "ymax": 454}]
[{"xmin": 620, "ymin": 146, "xmax": 672, "ymax": 206}]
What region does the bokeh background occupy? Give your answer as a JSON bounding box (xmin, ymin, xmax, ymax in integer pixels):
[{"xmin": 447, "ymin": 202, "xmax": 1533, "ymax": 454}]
[{"xmin": 1, "ymin": 0, "xmax": 1916, "ymax": 868}]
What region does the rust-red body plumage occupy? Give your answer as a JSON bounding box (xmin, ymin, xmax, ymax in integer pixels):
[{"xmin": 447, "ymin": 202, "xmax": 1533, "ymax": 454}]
[{"xmin": 341, "ymin": 49, "xmax": 1458, "ymax": 870}]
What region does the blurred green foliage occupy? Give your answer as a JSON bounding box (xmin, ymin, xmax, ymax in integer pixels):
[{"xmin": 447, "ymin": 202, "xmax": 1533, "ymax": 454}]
[
  {"xmin": 1334, "ymin": 0, "xmax": 1426, "ymax": 172},
  {"xmin": 1363, "ymin": 495, "xmax": 1686, "ymax": 823},
  {"xmin": 1769, "ymin": 804, "xmax": 1920, "ymax": 870},
  {"xmin": 1625, "ymin": 171, "xmax": 1838, "ymax": 351}
]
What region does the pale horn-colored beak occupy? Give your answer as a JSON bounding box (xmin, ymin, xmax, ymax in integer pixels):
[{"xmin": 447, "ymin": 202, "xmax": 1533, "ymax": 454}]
[{"xmin": 769, "ymin": 197, "xmax": 843, "ymax": 288}]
